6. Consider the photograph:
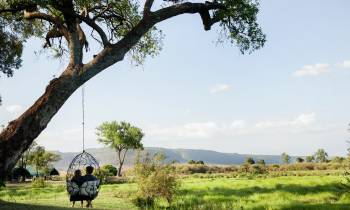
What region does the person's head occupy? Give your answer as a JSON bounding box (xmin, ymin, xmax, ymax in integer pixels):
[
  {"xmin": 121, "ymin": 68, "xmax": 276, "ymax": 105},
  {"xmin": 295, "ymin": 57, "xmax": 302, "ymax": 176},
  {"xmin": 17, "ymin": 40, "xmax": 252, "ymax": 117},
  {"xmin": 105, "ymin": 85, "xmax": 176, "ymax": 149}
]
[
  {"xmin": 86, "ymin": 166, "xmax": 94, "ymax": 175},
  {"xmin": 74, "ymin": 169, "xmax": 82, "ymax": 177}
]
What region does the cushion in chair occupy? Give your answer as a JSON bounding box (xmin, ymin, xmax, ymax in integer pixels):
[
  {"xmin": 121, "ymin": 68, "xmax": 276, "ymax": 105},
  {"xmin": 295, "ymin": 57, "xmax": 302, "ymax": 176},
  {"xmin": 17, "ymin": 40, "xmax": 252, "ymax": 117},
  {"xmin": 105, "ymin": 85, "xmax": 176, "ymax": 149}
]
[
  {"xmin": 67, "ymin": 181, "xmax": 80, "ymax": 196},
  {"xmin": 80, "ymin": 180, "xmax": 100, "ymax": 198}
]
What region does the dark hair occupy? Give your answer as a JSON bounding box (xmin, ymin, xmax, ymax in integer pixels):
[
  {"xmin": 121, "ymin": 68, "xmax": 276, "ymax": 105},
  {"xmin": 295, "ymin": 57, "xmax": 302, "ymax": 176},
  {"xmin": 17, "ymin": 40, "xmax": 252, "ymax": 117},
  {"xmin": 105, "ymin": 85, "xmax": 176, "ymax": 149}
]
[
  {"xmin": 86, "ymin": 166, "xmax": 94, "ymax": 175},
  {"xmin": 74, "ymin": 169, "xmax": 81, "ymax": 177}
]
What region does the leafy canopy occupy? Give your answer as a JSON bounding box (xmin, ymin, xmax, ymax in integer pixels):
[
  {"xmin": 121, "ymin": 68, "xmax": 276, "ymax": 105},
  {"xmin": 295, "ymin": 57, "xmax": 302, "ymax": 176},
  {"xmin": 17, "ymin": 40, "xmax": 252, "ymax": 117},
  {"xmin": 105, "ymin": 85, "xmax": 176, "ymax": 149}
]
[
  {"xmin": 96, "ymin": 121, "xmax": 144, "ymax": 151},
  {"xmin": 0, "ymin": 0, "xmax": 265, "ymax": 76}
]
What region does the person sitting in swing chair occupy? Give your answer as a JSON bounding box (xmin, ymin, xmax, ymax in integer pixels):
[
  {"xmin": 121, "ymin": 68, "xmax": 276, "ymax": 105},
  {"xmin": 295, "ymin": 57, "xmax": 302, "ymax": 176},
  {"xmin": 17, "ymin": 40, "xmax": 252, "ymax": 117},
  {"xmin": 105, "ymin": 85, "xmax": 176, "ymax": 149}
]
[
  {"xmin": 70, "ymin": 170, "xmax": 84, "ymax": 207},
  {"xmin": 80, "ymin": 166, "xmax": 99, "ymax": 208},
  {"xmin": 68, "ymin": 166, "xmax": 99, "ymax": 208}
]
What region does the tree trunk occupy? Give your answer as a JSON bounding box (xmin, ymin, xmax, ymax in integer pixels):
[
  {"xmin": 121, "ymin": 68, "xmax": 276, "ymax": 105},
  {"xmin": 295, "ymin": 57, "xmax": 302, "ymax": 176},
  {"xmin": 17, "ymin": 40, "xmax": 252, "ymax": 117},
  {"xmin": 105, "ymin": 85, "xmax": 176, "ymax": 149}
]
[
  {"xmin": 117, "ymin": 149, "xmax": 128, "ymax": 177},
  {"xmin": 117, "ymin": 163, "xmax": 123, "ymax": 177},
  {"xmin": 117, "ymin": 149, "xmax": 123, "ymax": 177},
  {"xmin": 0, "ymin": 66, "xmax": 81, "ymax": 183}
]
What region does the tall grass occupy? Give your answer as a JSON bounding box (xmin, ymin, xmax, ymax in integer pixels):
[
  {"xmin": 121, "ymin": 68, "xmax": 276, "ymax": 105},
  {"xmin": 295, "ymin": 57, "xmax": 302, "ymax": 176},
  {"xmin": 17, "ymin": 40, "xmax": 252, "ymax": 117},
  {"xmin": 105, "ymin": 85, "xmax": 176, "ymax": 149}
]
[{"xmin": 1, "ymin": 175, "xmax": 349, "ymax": 210}]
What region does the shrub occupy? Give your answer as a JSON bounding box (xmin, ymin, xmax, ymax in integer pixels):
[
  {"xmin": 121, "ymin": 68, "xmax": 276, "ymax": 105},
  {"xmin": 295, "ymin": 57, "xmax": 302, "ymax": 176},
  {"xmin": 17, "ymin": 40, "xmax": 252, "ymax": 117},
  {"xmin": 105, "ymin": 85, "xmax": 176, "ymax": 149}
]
[
  {"xmin": 188, "ymin": 160, "xmax": 205, "ymax": 165},
  {"xmin": 97, "ymin": 165, "xmax": 118, "ymax": 184},
  {"xmin": 250, "ymin": 165, "xmax": 267, "ymax": 174},
  {"xmin": 238, "ymin": 163, "xmax": 251, "ymax": 173},
  {"xmin": 133, "ymin": 152, "xmax": 179, "ymax": 207},
  {"xmin": 295, "ymin": 157, "xmax": 304, "ymax": 163},
  {"xmin": 102, "ymin": 164, "xmax": 118, "ymax": 176},
  {"xmin": 188, "ymin": 160, "xmax": 196, "ymax": 164},
  {"xmin": 245, "ymin": 157, "xmax": 255, "ymax": 165},
  {"xmin": 196, "ymin": 160, "xmax": 205, "ymax": 165},
  {"xmin": 257, "ymin": 159, "xmax": 266, "ymax": 165},
  {"xmin": 32, "ymin": 177, "xmax": 46, "ymax": 188}
]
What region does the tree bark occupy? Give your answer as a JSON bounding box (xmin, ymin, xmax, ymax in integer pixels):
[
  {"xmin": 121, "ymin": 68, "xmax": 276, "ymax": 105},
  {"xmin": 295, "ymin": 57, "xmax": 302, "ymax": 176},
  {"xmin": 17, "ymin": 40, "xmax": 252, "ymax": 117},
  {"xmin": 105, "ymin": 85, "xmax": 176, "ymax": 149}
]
[{"xmin": 0, "ymin": 65, "xmax": 81, "ymax": 183}]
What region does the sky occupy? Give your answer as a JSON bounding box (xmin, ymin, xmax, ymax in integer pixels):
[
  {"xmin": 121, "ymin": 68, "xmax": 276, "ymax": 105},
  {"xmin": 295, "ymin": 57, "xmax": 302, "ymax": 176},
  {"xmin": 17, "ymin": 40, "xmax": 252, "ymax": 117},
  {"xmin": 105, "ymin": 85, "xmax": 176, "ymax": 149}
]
[{"xmin": 1, "ymin": 1, "xmax": 350, "ymax": 156}]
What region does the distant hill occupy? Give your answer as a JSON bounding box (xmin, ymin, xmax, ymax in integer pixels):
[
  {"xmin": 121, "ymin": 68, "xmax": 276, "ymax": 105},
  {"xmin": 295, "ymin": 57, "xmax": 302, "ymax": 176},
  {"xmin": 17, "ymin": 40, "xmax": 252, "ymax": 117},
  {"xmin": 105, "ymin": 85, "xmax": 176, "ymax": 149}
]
[{"xmin": 52, "ymin": 147, "xmax": 293, "ymax": 171}]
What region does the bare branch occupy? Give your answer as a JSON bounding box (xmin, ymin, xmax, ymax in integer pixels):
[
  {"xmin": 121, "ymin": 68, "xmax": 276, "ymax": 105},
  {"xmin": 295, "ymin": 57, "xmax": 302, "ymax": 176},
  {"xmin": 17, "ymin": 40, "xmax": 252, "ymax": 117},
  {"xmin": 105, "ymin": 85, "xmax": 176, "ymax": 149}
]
[
  {"xmin": 23, "ymin": 11, "xmax": 57, "ymax": 23},
  {"xmin": 143, "ymin": 0, "xmax": 155, "ymax": 17},
  {"xmin": 151, "ymin": 2, "xmax": 225, "ymax": 30},
  {"xmin": 76, "ymin": 14, "xmax": 110, "ymax": 46}
]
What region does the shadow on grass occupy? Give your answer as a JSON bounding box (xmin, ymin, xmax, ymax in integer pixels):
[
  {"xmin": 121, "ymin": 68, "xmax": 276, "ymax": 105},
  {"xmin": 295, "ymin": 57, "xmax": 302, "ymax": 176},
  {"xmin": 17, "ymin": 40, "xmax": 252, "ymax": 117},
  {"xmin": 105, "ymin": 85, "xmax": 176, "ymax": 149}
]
[
  {"xmin": 181, "ymin": 182, "xmax": 342, "ymax": 198},
  {"xmin": 0, "ymin": 200, "xmax": 74, "ymax": 210},
  {"xmin": 174, "ymin": 182, "xmax": 345, "ymax": 209},
  {"xmin": 279, "ymin": 203, "xmax": 350, "ymax": 210}
]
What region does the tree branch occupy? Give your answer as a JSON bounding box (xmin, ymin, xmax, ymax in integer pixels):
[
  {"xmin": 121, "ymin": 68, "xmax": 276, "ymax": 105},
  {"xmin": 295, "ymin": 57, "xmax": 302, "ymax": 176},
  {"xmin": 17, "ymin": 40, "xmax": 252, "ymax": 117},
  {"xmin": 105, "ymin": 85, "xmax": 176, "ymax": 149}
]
[
  {"xmin": 23, "ymin": 11, "xmax": 69, "ymax": 40},
  {"xmin": 23, "ymin": 11, "xmax": 57, "ymax": 23},
  {"xmin": 151, "ymin": 2, "xmax": 225, "ymax": 30},
  {"xmin": 143, "ymin": 0, "xmax": 155, "ymax": 17},
  {"xmin": 80, "ymin": 1, "xmax": 226, "ymax": 82},
  {"xmin": 76, "ymin": 14, "xmax": 110, "ymax": 47}
]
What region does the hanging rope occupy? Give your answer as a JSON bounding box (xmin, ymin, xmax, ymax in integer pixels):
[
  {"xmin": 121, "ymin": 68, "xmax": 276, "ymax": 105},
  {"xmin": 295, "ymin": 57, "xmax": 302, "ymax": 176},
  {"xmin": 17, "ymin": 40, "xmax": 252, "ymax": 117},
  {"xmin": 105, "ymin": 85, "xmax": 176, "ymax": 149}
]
[{"xmin": 82, "ymin": 86, "xmax": 85, "ymax": 152}]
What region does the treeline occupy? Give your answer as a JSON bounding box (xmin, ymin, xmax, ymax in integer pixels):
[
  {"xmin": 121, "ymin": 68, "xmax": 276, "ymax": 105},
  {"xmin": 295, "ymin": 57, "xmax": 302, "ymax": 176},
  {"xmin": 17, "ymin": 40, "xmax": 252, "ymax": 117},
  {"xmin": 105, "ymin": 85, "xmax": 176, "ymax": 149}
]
[
  {"xmin": 166, "ymin": 148, "xmax": 348, "ymax": 175},
  {"xmin": 9, "ymin": 142, "xmax": 61, "ymax": 182},
  {"xmin": 171, "ymin": 162, "xmax": 348, "ymax": 175}
]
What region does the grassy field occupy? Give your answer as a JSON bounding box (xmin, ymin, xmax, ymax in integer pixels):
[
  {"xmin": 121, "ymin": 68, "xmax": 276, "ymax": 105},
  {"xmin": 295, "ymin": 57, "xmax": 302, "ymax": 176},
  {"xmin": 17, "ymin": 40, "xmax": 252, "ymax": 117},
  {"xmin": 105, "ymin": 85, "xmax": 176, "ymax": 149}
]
[{"xmin": 1, "ymin": 175, "xmax": 350, "ymax": 210}]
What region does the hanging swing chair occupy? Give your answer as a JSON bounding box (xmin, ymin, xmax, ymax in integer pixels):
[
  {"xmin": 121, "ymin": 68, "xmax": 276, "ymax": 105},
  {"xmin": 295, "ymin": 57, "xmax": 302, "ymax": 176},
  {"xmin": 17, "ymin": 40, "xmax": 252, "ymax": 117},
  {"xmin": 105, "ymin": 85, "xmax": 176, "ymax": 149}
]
[{"xmin": 66, "ymin": 86, "xmax": 100, "ymax": 202}]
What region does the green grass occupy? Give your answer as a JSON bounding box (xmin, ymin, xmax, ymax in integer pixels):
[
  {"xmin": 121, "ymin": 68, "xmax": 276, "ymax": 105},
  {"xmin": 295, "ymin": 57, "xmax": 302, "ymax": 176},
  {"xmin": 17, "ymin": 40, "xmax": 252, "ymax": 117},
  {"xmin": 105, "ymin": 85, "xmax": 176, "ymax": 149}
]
[{"xmin": 1, "ymin": 175, "xmax": 350, "ymax": 209}]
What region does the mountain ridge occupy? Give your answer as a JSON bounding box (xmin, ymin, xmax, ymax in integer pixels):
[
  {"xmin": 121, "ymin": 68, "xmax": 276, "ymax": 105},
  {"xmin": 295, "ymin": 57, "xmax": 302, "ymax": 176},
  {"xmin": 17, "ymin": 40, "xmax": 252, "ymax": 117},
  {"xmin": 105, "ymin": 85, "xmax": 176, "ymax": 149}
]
[{"xmin": 52, "ymin": 147, "xmax": 294, "ymax": 171}]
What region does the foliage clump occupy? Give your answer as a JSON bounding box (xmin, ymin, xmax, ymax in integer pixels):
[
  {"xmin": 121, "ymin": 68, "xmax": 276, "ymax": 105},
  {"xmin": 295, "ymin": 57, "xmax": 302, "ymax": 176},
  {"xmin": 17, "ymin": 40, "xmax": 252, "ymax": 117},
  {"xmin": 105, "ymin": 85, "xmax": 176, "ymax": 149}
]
[
  {"xmin": 133, "ymin": 152, "xmax": 179, "ymax": 208},
  {"xmin": 31, "ymin": 177, "xmax": 46, "ymax": 188},
  {"xmin": 98, "ymin": 164, "xmax": 118, "ymax": 184},
  {"xmin": 188, "ymin": 160, "xmax": 205, "ymax": 165}
]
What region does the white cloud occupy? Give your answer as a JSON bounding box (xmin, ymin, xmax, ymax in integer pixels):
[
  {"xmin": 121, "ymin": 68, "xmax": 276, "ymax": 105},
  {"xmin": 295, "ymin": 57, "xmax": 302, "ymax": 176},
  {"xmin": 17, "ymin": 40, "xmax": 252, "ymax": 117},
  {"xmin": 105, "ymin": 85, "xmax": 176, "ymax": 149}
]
[
  {"xmin": 230, "ymin": 120, "xmax": 246, "ymax": 129},
  {"xmin": 146, "ymin": 113, "xmax": 317, "ymax": 140},
  {"xmin": 6, "ymin": 104, "xmax": 23, "ymax": 114},
  {"xmin": 293, "ymin": 63, "xmax": 330, "ymax": 77},
  {"xmin": 210, "ymin": 84, "xmax": 231, "ymax": 93},
  {"xmin": 336, "ymin": 60, "xmax": 350, "ymax": 68},
  {"xmin": 291, "ymin": 113, "xmax": 315, "ymax": 126},
  {"xmin": 255, "ymin": 113, "xmax": 316, "ymax": 129}
]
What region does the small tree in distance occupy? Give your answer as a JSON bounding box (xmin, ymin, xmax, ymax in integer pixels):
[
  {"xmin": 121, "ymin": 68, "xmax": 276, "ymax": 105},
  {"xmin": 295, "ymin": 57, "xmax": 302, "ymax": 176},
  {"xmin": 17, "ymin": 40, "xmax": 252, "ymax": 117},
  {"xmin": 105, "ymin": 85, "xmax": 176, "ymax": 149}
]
[
  {"xmin": 97, "ymin": 121, "xmax": 144, "ymax": 177},
  {"xmin": 245, "ymin": 157, "xmax": 255, "ymax": 165},
  {"xmin": 28, "ymin": 146, "xmax": 61, "ymax": 177},
  {"xmin": 281, "ymin": 152, "xmax": 291, "ymax": 164},
  {"xmin": 314, "ymin": 149, "xmax": 328, "ymax": 163},
  {"xmin": 257, "ymin": 159, "xmax": 266, "ymax": 165},
  {"xmin": 295, "ymin": 157, "xmax": 304, "ymax": 163},
  {"xmin": 17, "ymin": 141, "xmax": 37, "ymax": 169},
  {"xmin": 306, "ymin": 156, "xmax": 315, "ymax": 163}
]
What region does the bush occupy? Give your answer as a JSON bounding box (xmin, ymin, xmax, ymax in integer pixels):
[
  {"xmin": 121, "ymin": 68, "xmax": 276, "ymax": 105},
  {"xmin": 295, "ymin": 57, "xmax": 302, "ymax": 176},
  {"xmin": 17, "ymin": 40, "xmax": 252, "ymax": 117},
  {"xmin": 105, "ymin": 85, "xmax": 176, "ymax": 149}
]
[
  {"xmin": 97, "ymin": 165, "xmax": 118, "ymax": 184},
  {"xmin": 188, "ymin": 160, "xmax": 196, "ymax": 164},
  {"xmin": 251, "ymin": 165, "xmax": 267, "ymax": 175},
  {"xmin": 245, "ymin": 157, "xmax": 255, "ymax": 165},
  {"xmin": 133, "ymin": 152, "xmax": 179, "ymax": 207},
  {"xmin": 102, "ymin": 164, "xmax": 118, "ymax": 176},
  {"xmin": 188, "ymin": 160, "xmax": 205, "ymax": 165},
  {"xmin": 32, "ymin": 177, "xmax": 46, "ymax": 188},
  {"xmin": 257, "ymin": 159, "xmax": 266, "ymax": 165}
]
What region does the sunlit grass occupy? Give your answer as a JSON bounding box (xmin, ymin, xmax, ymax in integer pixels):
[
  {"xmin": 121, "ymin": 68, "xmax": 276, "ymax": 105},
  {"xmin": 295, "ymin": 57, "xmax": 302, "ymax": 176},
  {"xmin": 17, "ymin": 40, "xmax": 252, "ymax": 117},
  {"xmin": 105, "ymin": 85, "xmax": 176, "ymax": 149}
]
[{"xmin": 1, "ymin": 175, "xmax": 350, "ymax": 209}]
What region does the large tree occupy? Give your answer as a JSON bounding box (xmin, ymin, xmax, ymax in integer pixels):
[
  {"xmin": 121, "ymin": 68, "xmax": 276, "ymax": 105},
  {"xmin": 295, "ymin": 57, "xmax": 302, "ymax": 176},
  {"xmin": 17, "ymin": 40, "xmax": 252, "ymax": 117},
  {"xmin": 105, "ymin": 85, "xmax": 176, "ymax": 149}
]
[
  {"xmin": 0, "ymin": 0, "xmax": 265, "ymax": 182},
  {"xmin": 97, "ymin": 121, "xmax": 144, "ymax": 176}
]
